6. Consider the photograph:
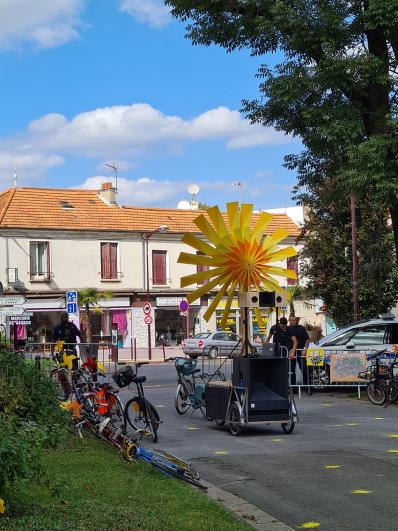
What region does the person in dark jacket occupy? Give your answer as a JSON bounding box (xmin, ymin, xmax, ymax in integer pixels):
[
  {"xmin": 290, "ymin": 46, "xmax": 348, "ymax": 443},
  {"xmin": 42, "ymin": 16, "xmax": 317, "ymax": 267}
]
[
  {"xmin": 53, "ymin": 312, "xmax": 82, "ymax": 353},
  {"xmin": 288, "ymin": 315, "xmax": 310, "ymax": 387}
]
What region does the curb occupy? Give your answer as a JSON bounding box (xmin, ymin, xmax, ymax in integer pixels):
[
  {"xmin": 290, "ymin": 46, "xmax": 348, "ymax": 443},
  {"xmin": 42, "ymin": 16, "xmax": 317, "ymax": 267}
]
[{"xmin": 204, "ymin": 481, "xmax": 294, "ymax": 530}]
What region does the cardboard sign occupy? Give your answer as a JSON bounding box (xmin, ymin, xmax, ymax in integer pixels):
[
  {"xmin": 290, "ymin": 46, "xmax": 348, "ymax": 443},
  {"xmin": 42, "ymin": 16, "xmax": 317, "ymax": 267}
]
[
  {"xmin": 306, "ymin": 348, "xmax": 325, "ymax": 367},
  {"xmin": 330, "ymin": 352, "xmax": 367, "ymax": 383}
]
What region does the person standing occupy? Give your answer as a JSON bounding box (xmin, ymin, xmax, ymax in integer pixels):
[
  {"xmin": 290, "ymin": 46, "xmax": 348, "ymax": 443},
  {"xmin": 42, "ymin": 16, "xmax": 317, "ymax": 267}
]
[
  {"xmin": 288, "ymin": 315, "xmax": 310, "ymax": 387},
  {"xmin": 53, "ymin": 312, "xmax": 82, "ymax": 354},
  {"xmin": 265, "ymin": 317, "xmax": 298, "ymax": 359}
]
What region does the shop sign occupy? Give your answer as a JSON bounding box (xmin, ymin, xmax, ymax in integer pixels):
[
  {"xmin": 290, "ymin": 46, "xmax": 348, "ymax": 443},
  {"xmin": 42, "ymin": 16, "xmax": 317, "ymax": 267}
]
[
  {"xmin": 156, "ymin": 297, "xmax": 200, "ymax": 307},
  {"xmin": 9, "ymin": 313, "xmax": 32, "ymax": 325}
]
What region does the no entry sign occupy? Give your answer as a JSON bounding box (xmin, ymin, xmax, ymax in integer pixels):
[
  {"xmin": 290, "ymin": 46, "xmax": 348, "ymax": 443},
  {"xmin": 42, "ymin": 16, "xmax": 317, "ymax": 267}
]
[
  {"xmin": 143, "ymin": 302, "xmax": 152, "ymax": 315},
  {"xmin": 144, "ymin": 315, "xmax": 153, "ymax": 325}
]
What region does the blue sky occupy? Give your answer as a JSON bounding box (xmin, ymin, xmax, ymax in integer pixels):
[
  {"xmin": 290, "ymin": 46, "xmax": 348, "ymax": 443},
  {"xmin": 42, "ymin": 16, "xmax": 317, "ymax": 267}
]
[{"xmin": 0, "ymin": 0, "xmax": 300, "ymax": 210}]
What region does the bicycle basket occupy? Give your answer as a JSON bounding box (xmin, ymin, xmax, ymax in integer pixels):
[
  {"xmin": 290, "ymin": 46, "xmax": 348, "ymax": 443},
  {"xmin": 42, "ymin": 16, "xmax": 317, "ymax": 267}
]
[
  {"xmin": 112, "ymin": 366, "xmax": 135, "ymax": 387},
  {"xmin": 175, "ymin": 358, "xmax": 197, "ymax": 376}
]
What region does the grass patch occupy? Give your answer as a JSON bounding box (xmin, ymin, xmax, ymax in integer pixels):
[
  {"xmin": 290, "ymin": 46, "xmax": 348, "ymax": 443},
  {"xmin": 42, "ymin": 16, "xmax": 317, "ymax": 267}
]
[{"xmin": 0, "ymin": 432, "xmax": 250, "ymax": 531}]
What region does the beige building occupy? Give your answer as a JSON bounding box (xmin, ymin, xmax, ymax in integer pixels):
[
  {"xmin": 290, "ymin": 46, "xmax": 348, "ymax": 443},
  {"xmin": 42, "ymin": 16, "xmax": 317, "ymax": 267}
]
[{"xmin": 0, "ymin": 183, "xmax": 302, "ymax": 351}]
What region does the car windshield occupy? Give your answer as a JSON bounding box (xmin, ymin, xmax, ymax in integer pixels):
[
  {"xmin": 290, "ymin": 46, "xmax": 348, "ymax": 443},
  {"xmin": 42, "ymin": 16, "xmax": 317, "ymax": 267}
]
[{"xmin": 193, "ymin": 333, "xmax": 210, "ymax": 339}]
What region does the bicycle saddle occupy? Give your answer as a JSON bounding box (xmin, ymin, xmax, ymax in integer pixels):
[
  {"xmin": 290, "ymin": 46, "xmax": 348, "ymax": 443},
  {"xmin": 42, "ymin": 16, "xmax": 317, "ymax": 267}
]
[{"xmin": 133, "ymin": 375, "xmax": 146, "ymax": 384}]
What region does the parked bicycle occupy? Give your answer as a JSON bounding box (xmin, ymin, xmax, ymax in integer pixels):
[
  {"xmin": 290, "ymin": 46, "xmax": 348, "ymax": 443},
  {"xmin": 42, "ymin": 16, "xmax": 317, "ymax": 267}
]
[
  {"xmin": 113, "ymin": 363, "xmax": 160, "ymax": 443},
  {"xmin": 167, "ymin": 357, "xmax": 226, "ymax": 417},
  {"xmin": 358, "ymin": 350, "xmax": 396, "ymax": 405}
]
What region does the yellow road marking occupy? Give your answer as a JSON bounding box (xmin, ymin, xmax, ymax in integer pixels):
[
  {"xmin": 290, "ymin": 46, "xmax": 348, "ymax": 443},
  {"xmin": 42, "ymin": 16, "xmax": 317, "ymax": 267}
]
[
  {"xmin": 156, "ymin": 405, "xmax": 165, "ymax": 408},
  {"xmin": 386, "ymin": 449, "xmax": 398, "ymax": 453},
  {"xmin": 352, "ymin": 490, "xmax": 372, "ymax": 494},
  {"xmin": 373, "ymin": 417, "xmax": 384, "ymax": 420},
  {"xmin": 386, "ymin": 434, "xmax": 398, "ymax": 438},
  {"xmin": 299, "ymin": 522, "xmax": 321, "ymax": 529},
  {"xmin": 187, "ymin": 427, "xmax": 199, "ymax": 430},
  {"xmin": 214, "ymin": 451, "xmax": 228, "ymax": 455},
  {"xmin": 272, "ymin": 438, "xmax": 282, "ymax": 442},
  {"xmin": 324, "ymin": 465, "xmax": 341, "ymax": 469},
  {"xmin": 345, "ymin": 423, "xmax": 358, "ymax": 426}
]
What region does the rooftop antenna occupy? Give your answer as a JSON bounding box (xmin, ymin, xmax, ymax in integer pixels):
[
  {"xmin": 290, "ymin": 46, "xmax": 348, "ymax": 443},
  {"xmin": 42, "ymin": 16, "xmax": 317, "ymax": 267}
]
[
  {"xmin": 233, "ymin": 180, "xmax": 245, "ymax": 193},
  {"xmin": 105, "ymin": 161, "xmax": 118, "ymax": 193},
  {"xmin": 187, "ymin": 183, "xmax": 200, "ymax": 210}
]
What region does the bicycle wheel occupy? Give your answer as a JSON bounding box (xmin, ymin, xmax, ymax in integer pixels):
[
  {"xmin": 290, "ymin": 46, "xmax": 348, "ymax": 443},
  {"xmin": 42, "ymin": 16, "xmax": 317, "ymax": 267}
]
[
  {"xmin": 228, "ymin": 403, "xmax": 242, "ymax": 436},
  {"xmin": 125, "ymin": 398, "xmax": 160, "ymax": 442},
  {"xmin": 175, "ymin": 380, "xmax": 193, "ymax": 415},
  {"xmin": 50, "ymin": 368, "xmax": 71, "ymax": 401},
  {"xmin": 106, "ymin": 391, "xmax": 126, "ymax": 431},
  {"xmin": 367, "ymin": 381, "xmax": 387, "ymax": 405},
  {"xmin": 147, "ymin": 450, "xmax": 206, "ymax": 490},
  {"xmin": 281, "ymin": 421, "xmax": 295, "ymax": 434}
]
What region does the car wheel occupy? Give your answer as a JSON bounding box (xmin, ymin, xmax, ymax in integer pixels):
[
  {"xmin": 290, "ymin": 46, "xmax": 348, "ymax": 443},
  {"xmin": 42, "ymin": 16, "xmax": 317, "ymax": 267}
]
[{"xmin": 208, "ymin": 347, "xmax": 218, "ymax": 359}]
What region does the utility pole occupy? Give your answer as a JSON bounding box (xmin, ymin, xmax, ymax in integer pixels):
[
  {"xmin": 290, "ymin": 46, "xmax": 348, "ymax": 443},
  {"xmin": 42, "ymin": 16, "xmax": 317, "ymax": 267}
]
[{"xmin": 351, "ymin": 195, "xmax": 360, "ymax": 321}]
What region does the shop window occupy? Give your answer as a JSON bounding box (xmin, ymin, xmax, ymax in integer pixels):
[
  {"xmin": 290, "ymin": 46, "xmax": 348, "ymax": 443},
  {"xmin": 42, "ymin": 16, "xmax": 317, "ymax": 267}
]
[
  {"xmin": 101, "ymin": 242, "xmax": 118, "ymax": 279},
  {"xmin": 287, "ymin": 256, "xmax": 298, "ymax": 285},
  {"xmin": 152, "ymin": 250, "xmax": 167, "ymax": 285},
  {"xmin": 30, "ymin": 241, "xmax": 50, "ymax": 279},
  {"xmin": 196, "ymin": 251, "xmax": 209, "ymax": 285}
]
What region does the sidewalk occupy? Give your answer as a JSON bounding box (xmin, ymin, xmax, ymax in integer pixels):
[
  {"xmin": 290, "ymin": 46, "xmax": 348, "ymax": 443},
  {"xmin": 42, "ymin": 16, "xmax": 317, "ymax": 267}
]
[{"xmin": 117, "ymin": 345, "xmax": 184, "ymax": 364}]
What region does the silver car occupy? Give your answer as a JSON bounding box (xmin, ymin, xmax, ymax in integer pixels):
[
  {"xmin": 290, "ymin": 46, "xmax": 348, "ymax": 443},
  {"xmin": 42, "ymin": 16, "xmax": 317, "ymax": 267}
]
[{"xmin": 183, "ymin": 331, "xmax": 259, "ymax": 359}]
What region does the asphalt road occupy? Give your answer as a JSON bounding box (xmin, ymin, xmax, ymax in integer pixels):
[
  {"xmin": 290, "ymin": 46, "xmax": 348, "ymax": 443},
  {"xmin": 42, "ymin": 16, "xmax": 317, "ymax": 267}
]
[{"xmin": 119, "ymin": 363, "xmax": 398, "ymax": 531}]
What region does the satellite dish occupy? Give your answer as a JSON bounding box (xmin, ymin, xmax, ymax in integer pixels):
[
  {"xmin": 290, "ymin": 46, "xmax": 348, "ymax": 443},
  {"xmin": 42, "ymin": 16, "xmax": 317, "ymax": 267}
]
[
  {"xmin": 188, "ymin": 184, "xmax": 200, "ymax": 196},
  {"xmin": 178, "ymin": 200, "xmax": 191, "ymax": 209}
]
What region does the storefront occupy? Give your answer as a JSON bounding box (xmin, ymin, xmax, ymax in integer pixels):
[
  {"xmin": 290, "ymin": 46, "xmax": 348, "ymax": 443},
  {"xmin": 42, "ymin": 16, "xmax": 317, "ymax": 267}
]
[
  {"xmin": 6, "ymin": 297, "xmax": 132, "ymax": 350},
  {"xmin": 154, "ymin": 296, "xmax": 201, "ymax": 346}
]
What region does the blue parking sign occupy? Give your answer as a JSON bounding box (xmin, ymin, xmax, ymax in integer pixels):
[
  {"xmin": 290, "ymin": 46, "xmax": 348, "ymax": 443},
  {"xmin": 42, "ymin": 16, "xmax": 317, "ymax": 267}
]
[
  {"xmin": 67, "ymin": 302, "xmax": 77, "ymax": 314},
  {"xmin": 66, "ymin": 290, "xmax": 77, "ymax": 303}
]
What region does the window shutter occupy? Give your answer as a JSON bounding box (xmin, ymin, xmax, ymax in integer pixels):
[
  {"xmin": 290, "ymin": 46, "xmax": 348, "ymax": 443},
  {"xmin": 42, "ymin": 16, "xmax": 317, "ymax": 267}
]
[
  {"xmin": 196, "ymin": 251, "xmax": 209, "ymax": 285},
  {"xmin": 152, "ymin": 251, "xmax": 167, "ymax": 285},
  {"xmin": 109, "ymin": 243, "xmax": 118, "ymax": 279},
  {"xmin": 101, "ymin": 243, "xmax": 111, "ymax": 279},
  {"xmin": 30, "ymin": 242, "xmax": 37, "ymax": 276},
  {"xmin": 287, "ymin": 256, "xmax": 298, "ymax": 286}
]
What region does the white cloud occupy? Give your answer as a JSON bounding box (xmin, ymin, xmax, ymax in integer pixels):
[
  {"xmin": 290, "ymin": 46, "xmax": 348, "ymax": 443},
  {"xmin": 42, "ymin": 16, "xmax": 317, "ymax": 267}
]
[
  {"xmin": 0, "ymin": 0, "xmax": 85, "ymax": 50},
  {"xmin": 0, "ymin": 151, "xmax": 64, "ymax": 182},
  {"xmin": 80, "ymin": 175, "xmax": 187, "ymax": 205},
  {"xmin": 19, "ymin": 103, "xmax": 291, "ymax": 160},
  {"xmin": 119, "ymin": 0, "xmax": 171, "ymax": 28}
]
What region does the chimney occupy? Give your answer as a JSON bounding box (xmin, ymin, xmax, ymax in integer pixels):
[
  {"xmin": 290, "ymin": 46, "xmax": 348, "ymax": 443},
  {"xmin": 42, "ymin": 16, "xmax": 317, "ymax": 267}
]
[{"xmin": 98, "ymin": 182, "xmax": 117, "ymax": 205}]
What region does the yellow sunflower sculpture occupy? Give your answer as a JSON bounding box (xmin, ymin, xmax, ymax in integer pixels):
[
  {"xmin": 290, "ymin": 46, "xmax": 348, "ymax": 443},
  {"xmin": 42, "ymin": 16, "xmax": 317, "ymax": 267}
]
[{"xmin": 178, "ymin": 202, "xmax": 297, "ymax": 329}]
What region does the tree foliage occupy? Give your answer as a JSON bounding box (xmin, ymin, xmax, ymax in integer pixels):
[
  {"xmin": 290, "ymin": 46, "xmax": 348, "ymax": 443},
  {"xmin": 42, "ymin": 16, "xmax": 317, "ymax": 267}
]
[{"xmin": 167, "ymin": 0, "xmax": 398, "ymax": 261}]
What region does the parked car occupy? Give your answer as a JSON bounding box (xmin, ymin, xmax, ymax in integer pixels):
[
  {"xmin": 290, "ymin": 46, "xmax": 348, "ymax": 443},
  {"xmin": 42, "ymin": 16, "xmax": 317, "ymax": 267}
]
[
  {"xmin": 183, "ymin": 331, "xmax": 260, "ymax": 359},
  {"xmin": 310, "ymin": 314, "xmax": 398, "ymax": 352},
  {"xmin": 308, "ymin": 314, "xmax": 398, "ymax": 387}
]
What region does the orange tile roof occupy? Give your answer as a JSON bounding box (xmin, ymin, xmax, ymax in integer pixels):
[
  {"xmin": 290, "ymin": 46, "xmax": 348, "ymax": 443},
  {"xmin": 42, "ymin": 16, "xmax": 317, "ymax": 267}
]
[{"xmin": 0, "ymin": 186, "xmax": 300, "ymax": 236}]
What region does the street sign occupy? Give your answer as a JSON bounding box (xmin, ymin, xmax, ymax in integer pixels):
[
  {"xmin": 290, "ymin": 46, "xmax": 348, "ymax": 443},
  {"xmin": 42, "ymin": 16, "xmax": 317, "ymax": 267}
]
[
  {"xmin": 179, "ymin": 299, "xmax": 189, "ymax": 313},
  {"xmin": 0, "ymin": 306, "xmax": 26, "ymax": 316},
  {"xmin": 144, "ymin": 315, "xmax": 153, "ymax": 325},
  {"xmin": 143, "ymin": 302, "xmax": 152, "ymax": 315},
  {"xmin": 67, "ymin": 302, "xmax": 77, "ymax": 314},
  {"xmin": 66, "ymin": 290, "xmax": 78, "ymax": 303},
  {"xmin": 0, "ymin": 296, "xmax": 27, "ymax": 306}
]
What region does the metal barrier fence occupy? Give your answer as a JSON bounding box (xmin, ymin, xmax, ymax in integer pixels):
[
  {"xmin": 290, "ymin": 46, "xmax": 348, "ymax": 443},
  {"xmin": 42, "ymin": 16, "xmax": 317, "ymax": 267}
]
[
  {"xmin": 196, "ymin": 344, "xmax": 398, "ymax": 398},
  {"xmin": 21, "ymin": 342, "xmax": 117, "ymax": 374}
]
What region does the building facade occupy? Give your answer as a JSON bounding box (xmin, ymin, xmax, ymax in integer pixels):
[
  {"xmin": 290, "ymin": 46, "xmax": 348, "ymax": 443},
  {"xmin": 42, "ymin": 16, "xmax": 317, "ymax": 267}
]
[{"xmin": 0, "ymin": 183, "xmax": 302, "ymax": 353}]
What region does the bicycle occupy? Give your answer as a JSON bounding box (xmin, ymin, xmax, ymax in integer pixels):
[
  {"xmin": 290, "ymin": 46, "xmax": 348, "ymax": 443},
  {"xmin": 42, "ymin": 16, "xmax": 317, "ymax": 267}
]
[
  {"xmin": 167, "ymin": 357, "xmax": 226, "ymax": 418},
  {"xmin": 113, "ymin": 363, "xmax": 160, "ymax": 443},
  {"xmin": 358, "ymin": 351, "xmax": 394, "ymax": 405}
]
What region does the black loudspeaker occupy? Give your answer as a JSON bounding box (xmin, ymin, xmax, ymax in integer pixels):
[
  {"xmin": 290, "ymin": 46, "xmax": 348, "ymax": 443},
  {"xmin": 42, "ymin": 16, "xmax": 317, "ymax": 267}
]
[
  {"xmin": 259, "ymin": 291, "xmax": 288, "ymax": 308},
  {"xmin": 232, "ymin": 358, "xmax": 290, "ymax": 421}
]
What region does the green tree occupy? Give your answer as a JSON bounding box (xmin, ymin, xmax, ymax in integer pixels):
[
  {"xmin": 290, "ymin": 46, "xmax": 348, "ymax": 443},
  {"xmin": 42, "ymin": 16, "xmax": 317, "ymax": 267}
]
[
  {"xmin": 77, "ymin": 288, "xmax": 112, "ymax": 344},
  {"xmin": 299, "ymin": 184, "xmax": 398, "ymax": 326},
  {"xmin": 167, "ymin": 1, "xmax": 398, "ymax": 261}
]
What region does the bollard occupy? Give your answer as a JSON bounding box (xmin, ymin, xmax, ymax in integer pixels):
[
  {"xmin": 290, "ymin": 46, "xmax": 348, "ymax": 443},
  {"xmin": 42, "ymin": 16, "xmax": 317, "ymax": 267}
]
[{"xmin": 35, "ymin": 355, "xmax": 41, "ymax": 370}]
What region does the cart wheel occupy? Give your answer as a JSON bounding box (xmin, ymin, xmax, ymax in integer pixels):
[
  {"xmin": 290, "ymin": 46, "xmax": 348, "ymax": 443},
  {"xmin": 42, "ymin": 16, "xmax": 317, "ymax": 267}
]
[
  {"xmin": 281, "ymin": 421, "xmax": 295, "ymax": 434},
  {"xmin": 229, "ymin": 403, "xmax": 242, "ymax": 436},
  {"xmin": 215, "ymin": 419, "xmax": 225, "ymax": 426}
]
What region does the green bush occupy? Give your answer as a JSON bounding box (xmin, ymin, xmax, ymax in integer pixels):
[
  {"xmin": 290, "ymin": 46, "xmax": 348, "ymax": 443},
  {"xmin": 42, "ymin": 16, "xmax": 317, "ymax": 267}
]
[{"xmin": 0, "ymin": 349, "xmax": 68, "ymax": 491}]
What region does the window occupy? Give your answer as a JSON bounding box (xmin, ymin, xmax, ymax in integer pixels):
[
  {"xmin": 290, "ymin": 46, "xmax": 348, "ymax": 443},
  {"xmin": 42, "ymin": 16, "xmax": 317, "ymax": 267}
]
[
  {"xmin": 287, "ymin": 256, "xmax": 298, "ymax": 285},
  {"xmin": 152, "ymin": 250, "xmax": 167, "ymax": 285},
  {"xmin": 101, "ymin": 242, "xmax": 118, "ymax": 279},
  {"xmin": 30, "ymin": 241, "xmax": 50, "ymax": 279},
  {"xmin": 323, "ymin": 329, "xmax": 355, "ymax": 347},
  {"xmin": 196, "ymin": 251, "xmax": 209, "ymax": 285},
  {"xmin": 351, "ymin": 326, "xmax": 386, "ymax": 346},
  {"xmin": 212, "ymin": 332, "xmax": 227, "ymax": 341}
]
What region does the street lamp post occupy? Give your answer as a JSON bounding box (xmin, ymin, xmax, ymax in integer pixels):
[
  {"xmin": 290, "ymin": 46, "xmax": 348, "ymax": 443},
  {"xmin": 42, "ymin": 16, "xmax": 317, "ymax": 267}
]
[{"xmin": 143, "ymin": 225, "xmax": 168, "ymax": 359}]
